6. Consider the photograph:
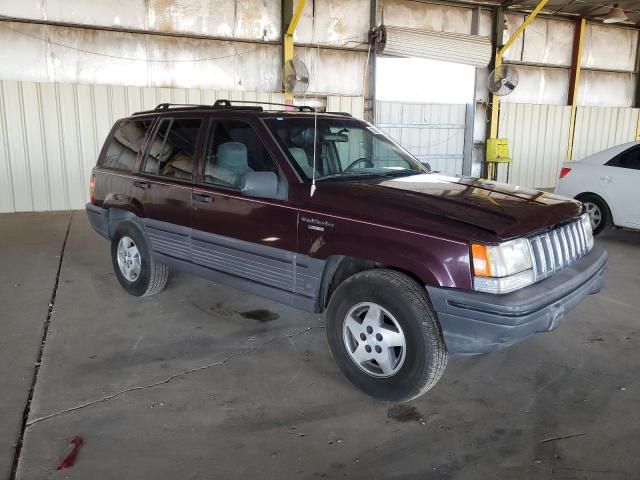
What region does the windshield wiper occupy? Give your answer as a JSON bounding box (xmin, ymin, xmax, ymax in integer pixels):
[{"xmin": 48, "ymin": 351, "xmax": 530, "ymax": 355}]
[
  {"xmin": 317, "ymin": 171, "xmax": 381, "ymax": 181},
  {"xmin": 317, "ymin": 170, "xmax": 425, "ymax": 181},
  {"xmin": 378, "ymin": 170, "xmax": 425, "ymax": 178}
]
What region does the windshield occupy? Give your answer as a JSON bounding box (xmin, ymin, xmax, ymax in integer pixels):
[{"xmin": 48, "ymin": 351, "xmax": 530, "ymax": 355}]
[{"xmin": 263, "ymin": 116, "xmax": 427, "ymax": 181}]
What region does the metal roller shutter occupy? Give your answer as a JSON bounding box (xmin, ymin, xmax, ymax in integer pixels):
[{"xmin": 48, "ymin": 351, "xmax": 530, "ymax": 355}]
[{"xmin": 374, "ymin": 26, "xmax": 492, "ymax": 68}]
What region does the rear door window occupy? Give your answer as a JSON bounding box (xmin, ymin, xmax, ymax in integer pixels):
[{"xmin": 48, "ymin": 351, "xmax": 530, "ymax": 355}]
[
  {"xmin": 102, "ymin": 119, "xmax": 154, "ymax": 171},
  {"xmin": 606, "ymin": 147, "xmax": 640, "ymax": 170},
  {"xmin": 143, "ymin": 117, "xmax": 203, "ymax": 179}
]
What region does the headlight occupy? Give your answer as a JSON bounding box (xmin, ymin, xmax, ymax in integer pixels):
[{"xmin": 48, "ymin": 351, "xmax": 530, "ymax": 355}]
[
  {"xmin": 580, "ymin": 213, "xmax": 594, "ymax": 251},
  {"xmin": 471, "ymin": 238, "xmax": 535, "ymax": 294}
]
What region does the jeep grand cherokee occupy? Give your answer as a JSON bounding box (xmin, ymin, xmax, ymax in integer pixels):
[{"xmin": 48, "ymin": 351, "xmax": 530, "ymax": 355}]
[{"xmin": 86, "ymin": 100, "xmax": 607, "ymax": 401}]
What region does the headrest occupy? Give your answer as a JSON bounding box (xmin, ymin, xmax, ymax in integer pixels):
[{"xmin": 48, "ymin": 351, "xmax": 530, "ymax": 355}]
[
  {"xmin": 290, "ymin": 128, "xmax": 316, "ymax": 147},
  {"xmin": 217, "ymin": 142, "xmax": 248, "ymax": 174},
  {"xmin": 114, "ymin": 121, "xmax": 147, "ymax": 152}
]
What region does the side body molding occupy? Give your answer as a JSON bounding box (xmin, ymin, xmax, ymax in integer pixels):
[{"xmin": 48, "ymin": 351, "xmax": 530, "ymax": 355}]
[{"xmin": 141, "ymin": 217, "xmax": 326, "ymax": 312}]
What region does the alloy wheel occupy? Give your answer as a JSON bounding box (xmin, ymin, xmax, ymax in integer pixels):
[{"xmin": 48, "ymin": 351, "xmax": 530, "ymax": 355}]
[
  {"xmin": 584, "ymin": 201, "xmax": 602, "ymax": 230},
  {"xmin": 117, "ymin": 236, "xmax": 142, "ymax": 282},
  {"xmin": 342, "ymin": 302, "xmax": 406, "ymax": 378}
]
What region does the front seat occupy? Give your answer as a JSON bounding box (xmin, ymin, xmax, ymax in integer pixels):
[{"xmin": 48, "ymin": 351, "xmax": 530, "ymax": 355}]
[{"xmin": 208, "ymin": 142, "xmax": 253, "ymax": 187}]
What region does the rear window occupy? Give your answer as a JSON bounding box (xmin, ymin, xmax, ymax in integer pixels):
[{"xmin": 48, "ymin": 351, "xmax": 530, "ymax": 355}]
[
  {"xmin": 143, "ymin": 118, "xmax": 203, "ymax": 179},
  {"xmin": 101, "ymin": 119, "xmax": 154, "ymax": 171}
]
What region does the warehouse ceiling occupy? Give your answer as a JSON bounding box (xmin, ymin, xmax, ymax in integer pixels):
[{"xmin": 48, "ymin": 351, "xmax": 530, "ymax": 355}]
[{"xmin": 471, "ymin": 1, "xmax": 640, "ymax": 24}]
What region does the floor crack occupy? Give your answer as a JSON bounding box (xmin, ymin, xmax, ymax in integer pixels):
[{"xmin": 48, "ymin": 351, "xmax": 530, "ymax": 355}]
[
  {"xmin": 10, "ymin": 212, "xmax": 73, "ymax": 480},
  {"xmin": 26, "ymin": 325, "xmax": 323, "ymax": 428}
]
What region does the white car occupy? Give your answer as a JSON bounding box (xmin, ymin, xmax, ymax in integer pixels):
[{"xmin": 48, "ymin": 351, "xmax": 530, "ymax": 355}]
[{"xmin": 555, "ymin": 141, "xmax": 640, "ymax": 235}]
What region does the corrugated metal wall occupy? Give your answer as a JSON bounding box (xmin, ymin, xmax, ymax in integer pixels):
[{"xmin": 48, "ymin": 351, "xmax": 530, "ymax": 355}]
[
  {"xmin": 375, "ymin": 101, "xmax": 467, "ymax": 175},
  {"xmin": 498, "ymin": 103, "xmax": 572, "ymax": 189},
  {"xmin": 0, "ymin": 80, "xmax": 367, "ymax": 213},
  {"xmin": 326, "ymin": 96, "xmax": 365, "ymax": 119},
  {"xmin": 572, "ymin": 106, "xmax": 640, "ymax": 160},
  {"xmin": 0, "ymin": 79, "xmax": 286, "ymax": 213}
]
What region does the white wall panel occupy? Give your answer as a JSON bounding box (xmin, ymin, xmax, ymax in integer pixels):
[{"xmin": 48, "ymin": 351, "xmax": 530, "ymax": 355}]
[
  {"xmin": 296, "ymin": 0, "xmax": 370, "ymax": 46},
  {"xmin": 326, "ymin": 96, "xmax": 365, "ymax": 119},
  {"xmin": 572, "ymin": 106, "xmax": 640, "ymax": 161},
  {"xmin": 295, "ymin": 47, "xmax": 367, "ymax": 96},
  {"xmin": 581, "ymin": 24, "xmax": 638, "ymax": 72},
  {"xmin": 501, "ymin": 65, "xmax": 570, "ymax": 106},
  {"xmin": 0, "ymin": 0, "xmax": 281, "ymax": 41},
  {"xmin": 578, "ymin": 71, "xmax": 636, "ymax": 108},
  {"xmin": 376, "ymin": 101, "xmax": 466, "ymax": 175},
  {"xmin": 503, "ymin": 14, "xmax": 574, "ymax": 66},
  {"xmin": 498, "ymin": 103, "xmax": 571, "ymax": 189},
  {"xmin": 0, "ymin": 22, "xmax": 282, "ymax": 92},
  {"xmin": 381, "ymin": 1, "xmax": 476, "ymax": 36},
  {"xmin": 0, "ymin": 79, "xmax": 285, "ymax": 212}
]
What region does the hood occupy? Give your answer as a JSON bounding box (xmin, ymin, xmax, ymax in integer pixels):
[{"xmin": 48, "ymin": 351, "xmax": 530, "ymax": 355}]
[{"xmin": 303, "ymin": 173, "xmax": 582, "ymax": 242}]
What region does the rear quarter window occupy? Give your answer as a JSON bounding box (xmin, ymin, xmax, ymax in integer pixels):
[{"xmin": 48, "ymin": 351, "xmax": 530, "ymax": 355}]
[{"xmin": 101, "ymin": 119, "xmax": 155, "ymax": 171}]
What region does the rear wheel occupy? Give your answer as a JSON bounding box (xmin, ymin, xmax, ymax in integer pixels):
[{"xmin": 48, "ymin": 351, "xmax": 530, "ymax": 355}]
[
  {"xmin": 326, "ymin": 269, "xmax": 447, "ymax": 401},
  {"xmin": 579, "ymin": 194, "xmax": 612, "ymax": 236},
  {"xmin": 111, "ymin": 221, "xmax": 168, "ymax": 296}
]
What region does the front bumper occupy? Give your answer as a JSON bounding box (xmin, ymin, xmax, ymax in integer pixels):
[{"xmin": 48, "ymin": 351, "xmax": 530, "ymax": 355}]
[{"xmin": 427, "ymin": 245, "xmax": 607, "ymax": 356}]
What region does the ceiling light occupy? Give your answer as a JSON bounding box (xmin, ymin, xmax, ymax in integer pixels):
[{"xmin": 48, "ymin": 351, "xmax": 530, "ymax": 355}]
[{"xmin": 603, "ymin": 6, "xmax": 627, "ymax": 23}]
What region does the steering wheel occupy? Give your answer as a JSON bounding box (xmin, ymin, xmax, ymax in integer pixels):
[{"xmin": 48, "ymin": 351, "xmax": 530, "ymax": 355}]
[{"xmin": 344, "ymin": 157, "xmax": 374, "ymax": 172}]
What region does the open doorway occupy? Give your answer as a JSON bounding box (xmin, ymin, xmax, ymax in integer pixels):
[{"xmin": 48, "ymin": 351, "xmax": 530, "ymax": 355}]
[
  {"xmin": 375, "ymin": 57, "xmax": 476, "ymax": 175},
  {"xmin": 377, "ymin": 57, "xmax": 476, "ymax": 103}
]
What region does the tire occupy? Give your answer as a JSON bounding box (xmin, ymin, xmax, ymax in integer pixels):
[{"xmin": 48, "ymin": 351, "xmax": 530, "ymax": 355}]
[
  {"xmin": 326, "ymin": 269, "xmax": 448, "ymax": 402},
  {"xmin": 111, "ymin": 221, "xmax": 168, "ymax": 297},
  {"xmin": 579, "ymin": 194, "xmax": 612, "ymax": 236}
]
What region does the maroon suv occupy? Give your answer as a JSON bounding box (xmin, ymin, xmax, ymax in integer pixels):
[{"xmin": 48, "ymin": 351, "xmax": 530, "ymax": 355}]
[{"xmin": 86, "ymin": 100, "xmax": 607, "ymax": 401}]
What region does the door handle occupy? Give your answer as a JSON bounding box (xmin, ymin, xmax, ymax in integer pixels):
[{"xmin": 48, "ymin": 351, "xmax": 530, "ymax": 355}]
[
  {"xmin": 192, "ymin": 193, "xmax": 213, "ymax": 203},
  {"xmin": 600, "ymin": 175, "xmax": 612, "ymax": 183},
  {"xmin": 133, "ymin": 180, "xmax": 151, "ymax": 189}
]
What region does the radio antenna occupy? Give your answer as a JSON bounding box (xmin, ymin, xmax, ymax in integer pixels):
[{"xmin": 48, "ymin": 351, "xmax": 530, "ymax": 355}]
[{"xmin": 310, "ymin": 43, "xmax": 320, "ymax": 197}]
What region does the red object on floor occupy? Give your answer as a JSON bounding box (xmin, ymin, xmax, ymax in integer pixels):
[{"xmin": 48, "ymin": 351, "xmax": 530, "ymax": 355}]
[{"xmin": 56, "ymin": 436, "xmax": 84, "ymax": 471}]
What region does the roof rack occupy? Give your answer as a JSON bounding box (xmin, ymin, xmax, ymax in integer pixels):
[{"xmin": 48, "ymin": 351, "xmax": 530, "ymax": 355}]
[
  {"xmin": 132, "ymin": 99, "xmax": 316, "ymax": 116},
  {"xmin": 213, "ymin": 99, "xmax": 315, "ymax": 112},
  {"xmin": 326, "ymin": 111, "xmax": 353, "ymax": 117}
]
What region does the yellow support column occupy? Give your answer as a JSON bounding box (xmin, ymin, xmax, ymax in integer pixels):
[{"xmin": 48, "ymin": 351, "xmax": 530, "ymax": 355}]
[
  {"xmin": 487, "ymin": 0, "xmax": 549, "ymax": 179},
  {"xmin": 566, "ymin": 18, "xmax": 586, "ymax": 160},
  {"xmin": 282, "ymin": 0, "xmax": 307, "ymax": 107}
]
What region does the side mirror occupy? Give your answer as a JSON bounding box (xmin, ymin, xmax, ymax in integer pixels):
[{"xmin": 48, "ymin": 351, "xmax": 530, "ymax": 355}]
[
  {"xmin": 241, "ymin": 171, "xmax": 279, "ymax": 199},
  {"xmin": 422, "ymin": 162, "xmax": 432, "ymax": 173}
]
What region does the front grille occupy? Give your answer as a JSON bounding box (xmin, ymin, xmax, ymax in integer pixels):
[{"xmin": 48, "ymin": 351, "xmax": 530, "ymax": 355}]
[{"xmin": 528, "ymin": 219, "xmax": 590, "ymax": 280}]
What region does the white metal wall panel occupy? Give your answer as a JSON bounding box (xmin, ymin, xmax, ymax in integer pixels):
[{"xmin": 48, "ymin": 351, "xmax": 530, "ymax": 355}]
[
  {"xmin": 572, "ymin": 106, "xmax": 640, "ymax": 160},
  {"xmin": 498, "ymin": 103, "xmax": 572, "ymax": 189},
  {"xmin": 381, "ymin": 1, "xmax": 475, "ymax": 35},
  {"xmin": 326, "ymin": 96, "xmax": 365, "ymax": 119},
  {"xmin": 0, "ymin": 79, "xmax": 285, "ymax": 213},
  {"xmin": 375, "ymin": 101, "xmax": 466, "ymax": 175},
  {"xmin": 0, "ymin": 21, "xmax": 367, "ymax": 96},
  {"xmin": 0, "ymin": 0, "xmax": 282, "ymax": 42}
]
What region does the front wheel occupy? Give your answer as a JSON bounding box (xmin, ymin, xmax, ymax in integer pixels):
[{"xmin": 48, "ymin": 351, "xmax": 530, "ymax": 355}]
[
  {"xmin": 326, "ymin": 269, "xmax": 448, "ymax": 401},
  {"xmin": 111, "ymin": 221, "xmax": 168, "ymax": 296}
]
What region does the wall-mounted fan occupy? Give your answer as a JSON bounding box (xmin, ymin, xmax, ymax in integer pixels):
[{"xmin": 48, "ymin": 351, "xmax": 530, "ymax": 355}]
[
  {"xmin": 283, "ymin": 56, "xmax": 310, "ymax": 95},
  {"xmin": 488, "ymin": 65, "xmax": 519, "ymax": 96}
]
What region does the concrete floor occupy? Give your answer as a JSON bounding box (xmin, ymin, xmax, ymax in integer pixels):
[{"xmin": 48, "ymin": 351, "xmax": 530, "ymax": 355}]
[{"xmin": 1, "ymin": 212, "xmax": 639, "ymax": 479}]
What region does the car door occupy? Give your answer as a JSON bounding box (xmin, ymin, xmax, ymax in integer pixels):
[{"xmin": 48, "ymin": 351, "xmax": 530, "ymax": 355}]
[
  {"xmin": 134, "ymin": 115, "xmax": 205, "ymax": 261},
  {"xmin": 603, "ymin": 147, "xmax": 640, "ymax": 227},
  {"xmin": 190, "ymin": 116, "xmax": 312, "ymax": 307}
]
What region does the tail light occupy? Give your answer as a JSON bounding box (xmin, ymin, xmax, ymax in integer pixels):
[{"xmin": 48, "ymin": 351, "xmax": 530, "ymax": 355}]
[
  {"xmin": 559, "ymin": 167, "xmax": 572, "ymax": 178},
  {"xmin": 89, "ymin": 174, "xmax": 96, "ymax": 204}
]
